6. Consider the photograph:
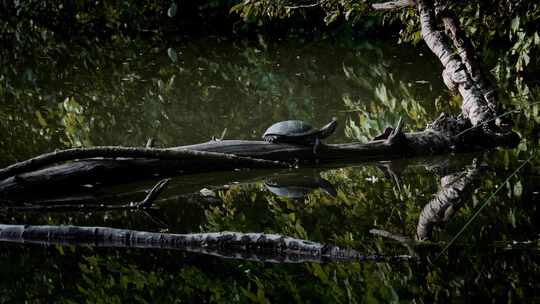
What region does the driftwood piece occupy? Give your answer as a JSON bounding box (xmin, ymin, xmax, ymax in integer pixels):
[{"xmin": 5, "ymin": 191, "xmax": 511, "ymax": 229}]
[
  {"xmin": 0, "ymin": 224, "xmax": 414, "ymax": 263},
  {"xmin": 1, "ymin": 153, "xmax": 482, "ymax": 206}
]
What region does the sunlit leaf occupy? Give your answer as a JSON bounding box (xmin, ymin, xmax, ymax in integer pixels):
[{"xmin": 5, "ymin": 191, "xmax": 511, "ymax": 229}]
[
  {"xmin": 167, "ymin": 47, "xmax": 178, "ymax": 63},
  {"xmin": 167, "ymin": 3, "xmax": 177, "ymax": 18}
]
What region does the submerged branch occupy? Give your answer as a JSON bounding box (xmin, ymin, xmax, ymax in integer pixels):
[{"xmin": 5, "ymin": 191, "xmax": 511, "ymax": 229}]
[
  {"xmin": 0, "ymin": 224, "xmax": 414, "ymax": 263},
  {"xmin": 1, "ymin": 178, "xmax": 170, "ymax": 212},
  {"xmin": 0, "ymin": 146, "xmax": 288, "ymax": 181}
]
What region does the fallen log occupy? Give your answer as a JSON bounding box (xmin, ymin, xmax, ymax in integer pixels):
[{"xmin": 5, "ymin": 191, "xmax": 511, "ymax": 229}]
[
  {"xmin": 0, "ymin": 1, "xmax": 522, "ymax": 195},
  {"xmin": 0, "ymin": 118, "xmax": 519, "ymax": 196},
  {"xmin": 0, "ymin": 146, "xmax": 287, "ymax": 181},
  {"xmin": 0, "ymin": 224, "xmax": 414, "ymax": 263}
]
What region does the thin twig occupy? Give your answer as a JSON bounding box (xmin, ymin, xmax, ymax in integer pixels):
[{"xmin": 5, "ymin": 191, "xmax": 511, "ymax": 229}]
[
  {"xmin": 453, "ymin": 101, "xmax": 540, "ymax": 138},
  {"xmin": 134, "ymin": 178, "xmax": 170, "ymax": 208},
  {"xmin": 435, "ymin": 153, "xmax": 534, "ymax": 260},
  {"xmin": 1, "ymin": 178, "xmax": 170, "ymax": 212},
  {"xmin": 284, "ymin": 1, "xmax": 321, "ymax": 9}
]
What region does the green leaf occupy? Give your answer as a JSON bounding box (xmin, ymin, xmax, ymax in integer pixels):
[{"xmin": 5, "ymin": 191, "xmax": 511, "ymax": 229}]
[
  {"xmin": 324, "ymin": 11, "xmax": 339, "ymax": 25},
  {"xmin": 513, "ymin": 180, "xmax": 523, "ymax": 197},
  {"xmin": 167, "ymin": 3, "xmax": 177, "ymax": 18},
  {"xmin": 167, "ymin": 47, "xmax": 178, "ymax": 63},
  {"xmin": 511, "ymin": 16, "xmax": 520, "ymax": 34},
  {"xmin": 35, "ymin": 110, "xmax": 47, "ymax": 127}
]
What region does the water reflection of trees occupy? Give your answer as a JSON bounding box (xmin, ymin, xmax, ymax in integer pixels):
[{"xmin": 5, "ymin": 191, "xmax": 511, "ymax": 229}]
[
  {"xmin": 0, "ymin": 152, "xmax": 537, "ymax": 302},
  {"xmin": 0, "ymin": 38, "xmax": 442, "ymax": 166},
  {"xmin": 1, "ymin": 26, "xmax": 539, "ymax": 304}
]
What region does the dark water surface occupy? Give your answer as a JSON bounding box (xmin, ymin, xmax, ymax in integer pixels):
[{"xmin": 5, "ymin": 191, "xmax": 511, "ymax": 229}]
[{"xmin": 1, "ymin": 37, "xmax": 539, "ymax": 302}]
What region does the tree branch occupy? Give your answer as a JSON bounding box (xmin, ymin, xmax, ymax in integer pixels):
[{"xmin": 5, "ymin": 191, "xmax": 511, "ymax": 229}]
[
  {"xmin": 284, "ymin": 1, "xmax": 321, "ymax": 9},
  {"xmin": 1, "ymin": 178, "xmax": 170, "ymax": 212},
  {"xmin": 0, "ymin": 146, "xmax": 288, "ymax": 181},
  {"xmin": 440, "ymin": 12, "xmax": 494, "ymax": 101},
  {"xmin": 371, "ymin": 0, "xmax": 415, "ymax": 11}
]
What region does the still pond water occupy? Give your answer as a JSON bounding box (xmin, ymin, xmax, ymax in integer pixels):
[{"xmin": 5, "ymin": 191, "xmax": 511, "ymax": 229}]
[{"xmin": 0, "ymin": 37, "xmax": 539, "ymax": 302}]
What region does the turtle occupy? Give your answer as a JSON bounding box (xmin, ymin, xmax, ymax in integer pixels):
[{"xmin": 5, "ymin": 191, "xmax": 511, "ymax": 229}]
[{"xmin": 262, "ymin": 118, "xmax": 337, "ymax": 154}]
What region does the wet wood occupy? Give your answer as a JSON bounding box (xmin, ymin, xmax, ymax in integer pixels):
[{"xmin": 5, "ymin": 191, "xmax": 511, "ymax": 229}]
[
  {"xmin": 0, "ymin": 146, "xmax": 287, "ymax": 181},
  {"xmin": 0, "ymin": 120, "xmax": 519, "ymax": 195},
  {"xmin": 0, "ymin": 224, "xmax": 413, "ymax": 263}
]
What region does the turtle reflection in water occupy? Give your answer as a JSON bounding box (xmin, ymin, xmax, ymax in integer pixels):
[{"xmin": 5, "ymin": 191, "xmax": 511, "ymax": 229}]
[
  {"xmin": 264, "ymin": 172, "xmax": 337, "ymax": 199},
  {"xmin": 262, "ymin": 118, "xmax": 337, "ymax": 154}
]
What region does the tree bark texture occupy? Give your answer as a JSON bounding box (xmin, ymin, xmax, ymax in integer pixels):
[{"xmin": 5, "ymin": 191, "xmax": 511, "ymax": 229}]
[
  {"xmin": 416, "ymin": 161, "xmax": 480, "ymax": 241},
  {"xmin": 438, "ymin": 10, "xmax": 497, "ymax": 110},
  {"xmin": 416, "ymin": 0, "xmax": 495, "ymax": 127},
  {"xmin": 0, "ymin": 124, "xmax": 516, "ymax": 196},
  {"xmin": 0, "ymin": 0, "xmax": 520, "ymax": 194},
  {"xmin": 0, "ymin": 146, "xmax": 287, "ymax": 181},
  {"xmin": 371, "ymin": 0, "xmax": 415, "ymax": 11}
]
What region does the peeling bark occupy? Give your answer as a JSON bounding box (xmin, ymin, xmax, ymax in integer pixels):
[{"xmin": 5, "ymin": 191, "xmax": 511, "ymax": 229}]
[
  {"xmin": 438, "ymin": 10, "xmax": 497, "ymax": 109},
  {"xmin": 371, "ymin": 0, "xmax": 415, "ymax": 11},
  {"xmin": 416, "ymin": 0, "xmax": 495, "ymax": 127},
  {"xmin": 375, "ymin": 0, "xmax": 515, "ymax": 135},
  {"xmin": 0, "ymin": 224, "xmax": 413, "ymax": 263}
]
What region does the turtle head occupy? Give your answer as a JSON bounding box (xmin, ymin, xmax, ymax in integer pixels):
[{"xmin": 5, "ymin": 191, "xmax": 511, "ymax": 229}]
[{"xmin": 319, "ymin": 118, "xmax": 338, "ymax": 139}]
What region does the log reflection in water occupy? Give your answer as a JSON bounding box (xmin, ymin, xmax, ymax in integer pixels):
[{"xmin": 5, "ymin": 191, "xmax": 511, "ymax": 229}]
[
  {"xmin": 416, "ymin": 160, "xmax": 481, "ymax": 241},
  {"xmin": 0, "ymin": 224, "xmax": 414, "ymax": 264}
]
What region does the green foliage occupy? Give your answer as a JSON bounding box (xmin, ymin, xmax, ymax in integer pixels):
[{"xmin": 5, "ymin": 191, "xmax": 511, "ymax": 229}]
[
  {"xmin": 232, "ymin": 0, "xmax": 540, "ymax": 89},
  {"xmin": 1, "ymin": 1, "xmax": 540, "ymax": 303}
]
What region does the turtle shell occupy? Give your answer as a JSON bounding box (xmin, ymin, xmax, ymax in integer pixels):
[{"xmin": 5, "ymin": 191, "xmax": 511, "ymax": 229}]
[{"xmin": 262, "ymin": 120, "xmax": 318, "ymax": 142}]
